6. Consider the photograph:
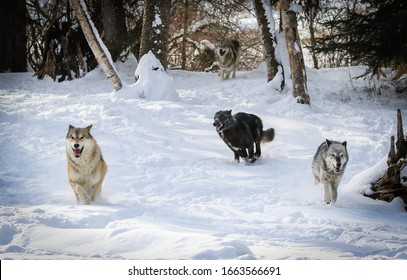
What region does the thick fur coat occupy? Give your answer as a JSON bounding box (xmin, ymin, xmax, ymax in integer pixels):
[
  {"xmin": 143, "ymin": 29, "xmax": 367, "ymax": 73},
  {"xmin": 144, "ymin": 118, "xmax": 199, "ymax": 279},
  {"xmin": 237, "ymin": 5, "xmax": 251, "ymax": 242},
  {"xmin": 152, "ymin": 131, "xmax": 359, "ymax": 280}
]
[
  {"xmin": 312, "ymin": 139, "xmax": 349, "ymax": 204},
  {"xmin": 215, "ymin": 40, "xmax": 241, "ymax": 79},
  {"xmin": 66, "ymin": 125, "xmax": 107, "ymax": 204},
  {"xmin": 213, "ymin": 110, "xmax": 275, "ymax": 163}
]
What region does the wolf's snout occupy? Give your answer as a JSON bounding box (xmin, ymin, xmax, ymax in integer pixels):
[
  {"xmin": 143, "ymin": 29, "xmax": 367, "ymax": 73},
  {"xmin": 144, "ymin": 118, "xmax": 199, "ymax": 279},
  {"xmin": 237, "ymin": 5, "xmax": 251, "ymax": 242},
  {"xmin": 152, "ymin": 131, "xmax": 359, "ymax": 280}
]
[
  {"xmin": 335, "ymin": 163, "xmax": 341, "ymax": 173},
  {"xmin": 74, "ymin": 143, "xmax": 80, "ymax": 148},
  {"xmin": 219, "ymin": 49, "xmax": 225, "ymax": 56}
]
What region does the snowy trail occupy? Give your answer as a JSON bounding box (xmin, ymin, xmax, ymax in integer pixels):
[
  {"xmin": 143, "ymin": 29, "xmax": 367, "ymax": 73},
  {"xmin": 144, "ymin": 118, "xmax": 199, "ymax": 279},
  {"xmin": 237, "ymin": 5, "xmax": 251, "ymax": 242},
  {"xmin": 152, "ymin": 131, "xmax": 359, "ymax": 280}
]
[{"xmin": 1, "ymin": 60, "xmax": 407, "ymax": 259}]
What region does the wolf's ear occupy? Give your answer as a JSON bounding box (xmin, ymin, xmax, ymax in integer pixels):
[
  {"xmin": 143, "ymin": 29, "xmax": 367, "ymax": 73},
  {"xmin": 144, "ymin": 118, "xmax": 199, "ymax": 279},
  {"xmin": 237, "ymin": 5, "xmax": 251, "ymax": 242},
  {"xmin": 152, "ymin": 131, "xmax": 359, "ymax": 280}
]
[
  {"xmin": 341, "ymin": 141, "xmax": 347, "ymax": 147},
  {"xmin": 85, "ymin": 124, "xmax": 93, "ymax": 132},
  {"xmin": 227, "ymin": 110, "xmax": 232, "ymax": 114},
  {"xmin": 67, "ymin": 125, "xmax": 74, "ymax": 138},
  {"xmin": 325, "ymin": 139, "xmax": 332, "ymax": 146}
]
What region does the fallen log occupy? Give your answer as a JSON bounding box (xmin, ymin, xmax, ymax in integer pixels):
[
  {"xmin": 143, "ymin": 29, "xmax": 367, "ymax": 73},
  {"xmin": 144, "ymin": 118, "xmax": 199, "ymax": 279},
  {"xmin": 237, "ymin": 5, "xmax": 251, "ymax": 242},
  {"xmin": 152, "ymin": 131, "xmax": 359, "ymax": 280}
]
[{"xmin": 364, "ymin": 109, "xmax": 407, "ymax": 211}]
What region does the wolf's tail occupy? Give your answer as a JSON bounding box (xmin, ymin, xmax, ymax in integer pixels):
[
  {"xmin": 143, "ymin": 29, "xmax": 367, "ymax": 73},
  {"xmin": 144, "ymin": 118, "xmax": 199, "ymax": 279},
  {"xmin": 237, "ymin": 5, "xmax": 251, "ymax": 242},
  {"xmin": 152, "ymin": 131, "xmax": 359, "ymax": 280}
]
[{"xmin": 262, "ymin": 128, "xmax": 275, "ymax": 143}]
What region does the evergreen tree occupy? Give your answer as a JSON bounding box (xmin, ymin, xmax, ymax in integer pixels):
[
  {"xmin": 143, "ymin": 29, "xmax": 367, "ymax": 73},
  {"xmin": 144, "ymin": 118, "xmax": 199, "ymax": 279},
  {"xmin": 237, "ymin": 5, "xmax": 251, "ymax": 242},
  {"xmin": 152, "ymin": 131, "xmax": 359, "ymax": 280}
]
[{"xmin": 315, "ymin": 0, "xmax": 407, "ymax": 78}]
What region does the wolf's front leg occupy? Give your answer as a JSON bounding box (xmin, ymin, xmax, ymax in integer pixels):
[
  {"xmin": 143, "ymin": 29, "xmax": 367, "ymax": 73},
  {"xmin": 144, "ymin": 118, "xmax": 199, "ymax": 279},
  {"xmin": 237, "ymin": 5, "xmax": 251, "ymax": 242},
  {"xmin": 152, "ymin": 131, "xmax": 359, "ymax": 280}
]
[
  {"xmin": 219, "ymin": 69, "xmax": 225, "ymax": 79},
  {"xmin": 323, "ymin": 183, "xmax": 332, "ymax": 204},
  {"xmin": 233, "ymin": 152, "xmax": 240, "ymax": 163},
  {"xmin": 74, "ymin": 185, "xmax": 91, "ymax": 205},
  {"xmin": 330, "ymin": 184, "xmax": 338, "ymax": 203},
  {"xmin": 232, "ymin": 65, "xmax": 238, "ymax": 78},
  {"xmin": 224, "ymin": 70, "xmax": 231, "ymax": 79},
  {"xmin": 237, "ymin": 149, "xmax": 249, "ymax": 163}
]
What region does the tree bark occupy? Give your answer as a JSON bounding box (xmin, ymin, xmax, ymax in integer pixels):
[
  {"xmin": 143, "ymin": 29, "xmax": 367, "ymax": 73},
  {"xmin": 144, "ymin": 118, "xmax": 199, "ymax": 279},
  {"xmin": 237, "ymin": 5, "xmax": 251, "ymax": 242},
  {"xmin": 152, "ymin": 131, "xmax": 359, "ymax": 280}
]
[
  {"xmin": 139, "ymin": 0, "xmax": 172, "ymax": 69},
  {"xmin": 252, "ymin": 0, "xmax": 282, "ymax": 86},
  {"xmin": 280, "ymin": 0, "xmax": 310, "ymax": 104},
  {"xmin": 365, "ymin": 109, "xmax": 407, "ymax": 210},
  {"xmin": 307, "ymin": 8, "xmax": 319, "ymax": 69},
  {"xmin": 0, "ymin": 0, "xmax": 27, "ymax": 72},
  {"xmin": 181, "ymin": 0, "xmax": 189, "ymax": 70},
  {"xmin": 101, "ymin": 0, "xmax": 127, "ymax": 61},
  {"xmin": 68, "ymin": 0, "xmax": 122, "ymax": 91}
]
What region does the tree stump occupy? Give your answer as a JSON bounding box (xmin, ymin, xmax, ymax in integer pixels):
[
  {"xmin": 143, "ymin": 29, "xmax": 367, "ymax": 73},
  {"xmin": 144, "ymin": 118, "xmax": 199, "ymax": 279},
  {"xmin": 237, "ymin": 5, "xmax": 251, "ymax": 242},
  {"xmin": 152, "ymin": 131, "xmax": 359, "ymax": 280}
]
[{"xmin": 364, "ymin": 109, "xmax": 407, "ymax": 210}]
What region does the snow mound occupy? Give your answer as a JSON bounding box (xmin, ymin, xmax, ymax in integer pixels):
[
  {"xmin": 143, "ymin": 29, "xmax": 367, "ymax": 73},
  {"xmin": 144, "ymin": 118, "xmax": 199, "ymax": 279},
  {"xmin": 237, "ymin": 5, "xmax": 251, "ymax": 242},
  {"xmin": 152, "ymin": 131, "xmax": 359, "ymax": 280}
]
[
  {"xmin": 1, "ymin": 61, "xmax": 407, "ymax": 260},
  {"xmin": 121, "ymin": 51, "xmax": 179, "ymax": 101}
]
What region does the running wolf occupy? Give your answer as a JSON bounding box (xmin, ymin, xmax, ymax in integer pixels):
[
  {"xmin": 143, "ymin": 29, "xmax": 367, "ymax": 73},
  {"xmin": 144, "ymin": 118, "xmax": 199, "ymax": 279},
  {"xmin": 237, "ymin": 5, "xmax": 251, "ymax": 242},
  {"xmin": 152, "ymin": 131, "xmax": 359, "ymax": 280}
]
[
  {"xmin": 215, "ymin": 40, "xmax": 241, "ymax": 79},
  {"xmin": 312, "ymin": 139, "xmax": 349, "ymax": 204},
  {"xmin": 213, "ymin": 110, "xmax": 275, "ymax": 163},
  {"xmin": 66, "ymin": 125, "xmax": 108, "ymax": 205}
]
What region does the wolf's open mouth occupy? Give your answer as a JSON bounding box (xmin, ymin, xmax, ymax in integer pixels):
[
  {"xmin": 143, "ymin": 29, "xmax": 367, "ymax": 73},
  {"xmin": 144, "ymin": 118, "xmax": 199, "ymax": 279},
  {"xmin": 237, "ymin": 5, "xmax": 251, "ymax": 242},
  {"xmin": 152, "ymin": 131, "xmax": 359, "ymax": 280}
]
[
  {"xmin": 334, "ymin": 166, "xmax": 341, "ymax": 173},
  {"xmin": 72, "ymin": 147, "xmax": 84, "ymax": 158},
  {"xmin": 216, "ymin": 124, "xmax": 224, "ymax": 132}
]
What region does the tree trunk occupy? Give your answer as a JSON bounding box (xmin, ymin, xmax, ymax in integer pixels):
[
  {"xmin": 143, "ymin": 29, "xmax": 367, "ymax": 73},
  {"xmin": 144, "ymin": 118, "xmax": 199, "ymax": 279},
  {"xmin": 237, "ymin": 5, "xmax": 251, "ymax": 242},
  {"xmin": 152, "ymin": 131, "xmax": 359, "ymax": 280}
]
[
  {"xmin": 101, "ymin": 0, "xmax": 127, "ymax": 61},
  {"xmin": 139, "ymin": 0, "xmax": 172, "ymax": 69},
  {"xmin": 365, "ymin": 109, "xmax": 407, "ymax": 210},
  {"xmin": 68, "ymin": 0, "xmax": 122, "ymax": 91},
  {"xmin": 0, "ymin": 0, "xmax": 27, "ymax": 72},
  {"xmin": 308, "ymin": 8, "xmax": 319, "ymax": 69},
  {"xmin": 181, "ymin": 0, "xmax": 189, "ymax": 70},
  {"xmin": 252, "ymin": 0, "xmax": 283, "ymax": 87},
  {"xmin": 280, "ymin": 0, "xmax": 310, "ymax": 104}
]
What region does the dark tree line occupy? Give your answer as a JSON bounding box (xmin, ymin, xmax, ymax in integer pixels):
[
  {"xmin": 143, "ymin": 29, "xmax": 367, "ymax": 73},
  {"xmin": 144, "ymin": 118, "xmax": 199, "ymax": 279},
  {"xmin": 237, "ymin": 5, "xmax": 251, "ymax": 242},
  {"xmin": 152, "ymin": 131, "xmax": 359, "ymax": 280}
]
[
  {"xmin": 0, "ymin": 0, "xmax": 27, "ymax": 72},
  {"xmin": 1, "ymin": 0, "xmax": 406, "ymax": 89}
]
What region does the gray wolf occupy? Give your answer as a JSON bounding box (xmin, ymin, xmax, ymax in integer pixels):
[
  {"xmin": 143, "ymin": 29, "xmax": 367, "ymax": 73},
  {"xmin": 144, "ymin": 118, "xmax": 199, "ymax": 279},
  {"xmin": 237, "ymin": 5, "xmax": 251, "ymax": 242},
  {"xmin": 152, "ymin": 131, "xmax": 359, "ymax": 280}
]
[
  {"xmin": 213, "ymin": 110, "xmax": 275, "ymax": 163},
  {"xmin": 215, "ymin": 40, "xmax": 241, "ymax": 79},
  {"xmin": 312, "ymin": 139, "xmax": 349, "ymax": 204},
  {"xmin": 66, "ymin": 125, "xmax": 108, "ymax": 205}
]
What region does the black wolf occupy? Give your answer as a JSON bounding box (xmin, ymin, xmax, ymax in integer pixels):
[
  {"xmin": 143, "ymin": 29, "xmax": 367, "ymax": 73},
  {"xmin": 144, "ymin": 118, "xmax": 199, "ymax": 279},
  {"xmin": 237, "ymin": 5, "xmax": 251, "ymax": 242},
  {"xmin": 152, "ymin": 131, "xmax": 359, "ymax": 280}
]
[{"xmin": 213, "ymin": 110, "xmax": 275, "ymax": 163}]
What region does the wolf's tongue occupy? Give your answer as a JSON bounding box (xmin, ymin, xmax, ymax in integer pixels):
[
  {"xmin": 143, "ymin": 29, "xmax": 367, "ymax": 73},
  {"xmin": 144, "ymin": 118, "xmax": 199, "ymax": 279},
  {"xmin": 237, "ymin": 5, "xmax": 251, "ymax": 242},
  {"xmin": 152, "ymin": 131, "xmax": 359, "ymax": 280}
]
[{"xmin": 74, "ymin": 148, "xmax": 82, "ymax": 157}]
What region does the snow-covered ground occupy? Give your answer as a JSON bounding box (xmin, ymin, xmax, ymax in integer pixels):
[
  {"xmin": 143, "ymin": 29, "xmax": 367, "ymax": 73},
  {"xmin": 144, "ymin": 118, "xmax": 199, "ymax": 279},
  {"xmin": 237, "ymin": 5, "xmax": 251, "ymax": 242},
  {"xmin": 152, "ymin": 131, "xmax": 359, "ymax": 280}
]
[{"xmin": 1, "ymin": 56, "xmax": 407, "ymax": 260}]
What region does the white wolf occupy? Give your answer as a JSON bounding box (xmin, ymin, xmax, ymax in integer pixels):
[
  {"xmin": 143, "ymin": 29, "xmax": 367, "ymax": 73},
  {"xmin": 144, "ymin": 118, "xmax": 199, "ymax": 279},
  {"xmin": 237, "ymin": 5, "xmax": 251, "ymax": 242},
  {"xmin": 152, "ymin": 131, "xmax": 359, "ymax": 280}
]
[
  {"xmin": 312, "ymin": 139, "xmax": 349, "ymax": 204},
  {"xmin": 66, "ymin": 125, "xmax": 107, "ymax": 205}
]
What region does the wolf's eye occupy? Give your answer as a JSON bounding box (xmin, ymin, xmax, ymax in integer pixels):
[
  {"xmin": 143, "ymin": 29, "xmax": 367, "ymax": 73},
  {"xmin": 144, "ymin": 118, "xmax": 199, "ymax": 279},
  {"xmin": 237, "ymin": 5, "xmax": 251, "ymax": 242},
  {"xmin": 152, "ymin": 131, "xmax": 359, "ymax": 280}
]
[
  {"xmin": 71, "ymin": 136, "xmax": 75, "ymax": 140},
  {"xmin": 80, "ymin": 136, "xmax": 84, "ymax": 140}
]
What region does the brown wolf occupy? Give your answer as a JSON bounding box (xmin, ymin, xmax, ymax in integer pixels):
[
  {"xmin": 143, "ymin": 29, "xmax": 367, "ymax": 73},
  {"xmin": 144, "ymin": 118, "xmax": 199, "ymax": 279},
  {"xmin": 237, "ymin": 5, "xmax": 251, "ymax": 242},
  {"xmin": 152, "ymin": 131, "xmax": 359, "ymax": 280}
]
[{"xmin": 66, "ymin": 125, "xmax": 107, "ymax": 204}]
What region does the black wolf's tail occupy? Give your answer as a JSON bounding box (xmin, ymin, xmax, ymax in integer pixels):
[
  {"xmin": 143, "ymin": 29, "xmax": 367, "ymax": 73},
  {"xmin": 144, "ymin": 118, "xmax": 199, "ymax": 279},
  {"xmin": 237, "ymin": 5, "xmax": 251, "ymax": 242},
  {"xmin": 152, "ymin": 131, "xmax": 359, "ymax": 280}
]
[{"xmin": 262, "ymin": 128, "xmax": 275, "ymax": 143}]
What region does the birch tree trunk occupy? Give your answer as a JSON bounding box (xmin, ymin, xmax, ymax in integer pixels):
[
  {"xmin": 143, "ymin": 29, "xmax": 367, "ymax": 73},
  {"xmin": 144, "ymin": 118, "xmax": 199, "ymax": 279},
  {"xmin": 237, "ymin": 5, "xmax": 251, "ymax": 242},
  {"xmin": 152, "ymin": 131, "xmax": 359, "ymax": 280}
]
[
  {"xmin": 252, "ymin": 0, "xmax": 283, "ymax": 87},
  {"xmin": 280, "ymin": 0, "xmax": 310, "ymax": 104},
  {"xmin": 68, "ymin": 0, "xmax": 122, "ymax": 91}
]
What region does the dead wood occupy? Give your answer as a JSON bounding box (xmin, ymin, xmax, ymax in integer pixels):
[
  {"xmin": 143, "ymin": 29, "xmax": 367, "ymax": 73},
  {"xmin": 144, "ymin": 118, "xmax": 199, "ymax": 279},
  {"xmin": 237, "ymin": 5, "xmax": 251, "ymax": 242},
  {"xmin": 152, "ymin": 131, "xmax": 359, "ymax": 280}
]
[{"xmin": 365, "ymin": 109, "xmax": 407, "ymax": 210}]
